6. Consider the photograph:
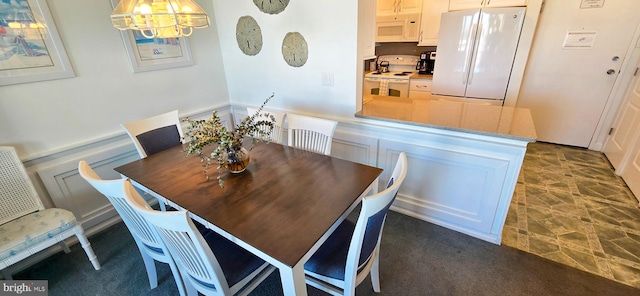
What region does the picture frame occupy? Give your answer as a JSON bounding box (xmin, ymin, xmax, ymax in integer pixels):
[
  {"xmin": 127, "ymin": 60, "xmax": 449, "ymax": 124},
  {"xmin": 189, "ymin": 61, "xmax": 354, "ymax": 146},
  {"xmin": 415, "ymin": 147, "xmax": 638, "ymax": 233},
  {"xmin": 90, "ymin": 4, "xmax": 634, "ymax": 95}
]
[
  {"xmin": 109, "ymin": 0, "xmax": 193, "ymax": 72},
  {"xmin": 0, "ymin": 0, "xmax": 75, "ymax": 86}
]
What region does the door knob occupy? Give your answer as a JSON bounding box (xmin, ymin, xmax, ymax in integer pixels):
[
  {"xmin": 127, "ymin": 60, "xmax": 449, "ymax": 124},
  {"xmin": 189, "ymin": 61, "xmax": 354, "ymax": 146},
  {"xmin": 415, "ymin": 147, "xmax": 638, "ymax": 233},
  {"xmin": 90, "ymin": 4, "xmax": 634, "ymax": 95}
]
[{"xmin": 607, "ymin": 69, "xmax": 616, "ymax": 75}]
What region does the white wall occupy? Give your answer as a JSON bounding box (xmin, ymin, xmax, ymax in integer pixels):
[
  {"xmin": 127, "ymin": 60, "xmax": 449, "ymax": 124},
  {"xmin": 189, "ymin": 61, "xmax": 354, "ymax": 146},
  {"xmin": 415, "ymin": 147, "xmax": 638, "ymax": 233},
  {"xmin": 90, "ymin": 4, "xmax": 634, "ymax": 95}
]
[
  {"xmin": 0, "ymin": 0, "xmax": 229, "ymax": 159},
  {"xmin": 211, "ymin": 0, "xmax": 359, "ymax": 117}
]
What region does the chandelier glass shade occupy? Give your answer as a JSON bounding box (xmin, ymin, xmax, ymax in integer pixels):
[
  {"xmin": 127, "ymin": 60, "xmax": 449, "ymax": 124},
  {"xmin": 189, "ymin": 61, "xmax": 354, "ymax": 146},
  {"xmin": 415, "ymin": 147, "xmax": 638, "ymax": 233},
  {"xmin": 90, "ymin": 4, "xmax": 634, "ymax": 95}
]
[{"xmin": 111, "ymin": 0, "xmax": 209, "ymax": 39}]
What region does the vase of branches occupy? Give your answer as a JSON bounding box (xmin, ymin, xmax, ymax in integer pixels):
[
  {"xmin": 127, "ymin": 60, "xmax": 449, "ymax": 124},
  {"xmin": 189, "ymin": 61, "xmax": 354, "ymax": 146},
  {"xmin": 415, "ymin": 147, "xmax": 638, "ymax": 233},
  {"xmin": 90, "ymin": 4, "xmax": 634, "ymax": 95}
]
[{"xmin": 182, "ymin": 93, "xmax": 276, "ymax": 188}]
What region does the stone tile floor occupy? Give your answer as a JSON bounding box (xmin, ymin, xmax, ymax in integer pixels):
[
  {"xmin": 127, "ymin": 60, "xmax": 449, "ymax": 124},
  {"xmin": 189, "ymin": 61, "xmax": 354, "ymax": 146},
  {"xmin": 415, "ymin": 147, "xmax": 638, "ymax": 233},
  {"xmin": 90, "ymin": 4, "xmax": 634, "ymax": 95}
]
[{"xmin": 502, "ymin": 142, "xmax": 640, "ymax": 289}]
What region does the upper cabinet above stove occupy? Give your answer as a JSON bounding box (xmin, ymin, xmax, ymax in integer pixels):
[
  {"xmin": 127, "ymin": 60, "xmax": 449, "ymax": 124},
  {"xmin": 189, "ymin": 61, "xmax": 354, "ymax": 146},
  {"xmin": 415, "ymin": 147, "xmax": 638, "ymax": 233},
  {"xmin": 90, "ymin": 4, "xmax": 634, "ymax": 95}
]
[
  {"xmin": 377, "ymin": 0, "xmax": 423, "ymax": 16},
  {"xmin": 448, "ymin": 0, "xmax": 527, "ymax": 11},
  {"xmin": 418, "ymin": 0, "xmax": 449, "ymax": 46}
]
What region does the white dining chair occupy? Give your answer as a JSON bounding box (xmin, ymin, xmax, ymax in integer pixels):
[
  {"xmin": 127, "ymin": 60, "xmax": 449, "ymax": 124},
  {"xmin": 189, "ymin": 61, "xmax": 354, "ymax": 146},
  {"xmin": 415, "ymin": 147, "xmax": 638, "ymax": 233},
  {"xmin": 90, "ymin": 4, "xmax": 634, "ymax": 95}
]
[
  {"xmin": 0, "ymin": 147, "xmax": 100, "ymax": 280},
  {"xmin": 122, "ymin": 179, "xmax": 276, "ymax": 296},
  {"xmin": 78, "ymin": 161, "xmax": 187, "ymax": 296},
  {"xmin": 121, "ymin": 110, "xmax": 184, "ymax": 159},
  {"xmin": 121, "ymin": 110, "xmax": 183, "ymax": 210},
  {"xmin": 246, "ymin": 107, "xmax": 286, "ymax": 144},
  {"xmin": 286, "ymin": 113, "xmax": 338, "ymax": 155},
  {"xmin": 303, "ymin": 152, "xmax": 408, "ymax": 296}
]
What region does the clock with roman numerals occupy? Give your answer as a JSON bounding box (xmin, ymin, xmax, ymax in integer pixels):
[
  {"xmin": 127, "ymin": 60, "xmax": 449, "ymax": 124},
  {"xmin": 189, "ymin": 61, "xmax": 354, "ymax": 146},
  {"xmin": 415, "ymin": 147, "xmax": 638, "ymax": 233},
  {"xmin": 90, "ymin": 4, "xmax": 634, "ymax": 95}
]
[{"xmin": 253, "ymin": 0, "xmax": 290, "ymax": 15}]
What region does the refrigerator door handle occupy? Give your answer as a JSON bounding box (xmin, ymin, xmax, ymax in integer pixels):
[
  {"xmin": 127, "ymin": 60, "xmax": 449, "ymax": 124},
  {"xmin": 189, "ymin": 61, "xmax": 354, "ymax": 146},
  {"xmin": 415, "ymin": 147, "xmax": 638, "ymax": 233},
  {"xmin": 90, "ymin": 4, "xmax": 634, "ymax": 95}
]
[
  {"xmin": 467, "ymin": 23, "xmax": 483, "ymax": 85},
  {"xmin": 463, "ymin": 23, "xmax": 479, "ymax": 85}
]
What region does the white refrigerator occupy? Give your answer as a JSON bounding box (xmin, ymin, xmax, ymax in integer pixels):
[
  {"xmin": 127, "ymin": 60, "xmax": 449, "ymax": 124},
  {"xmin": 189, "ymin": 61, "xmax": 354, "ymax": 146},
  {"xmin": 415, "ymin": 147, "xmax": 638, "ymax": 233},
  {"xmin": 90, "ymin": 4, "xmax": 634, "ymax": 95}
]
[{"xmin": 432, "ymin": 7, "xmax": 526, "ymax": 100}]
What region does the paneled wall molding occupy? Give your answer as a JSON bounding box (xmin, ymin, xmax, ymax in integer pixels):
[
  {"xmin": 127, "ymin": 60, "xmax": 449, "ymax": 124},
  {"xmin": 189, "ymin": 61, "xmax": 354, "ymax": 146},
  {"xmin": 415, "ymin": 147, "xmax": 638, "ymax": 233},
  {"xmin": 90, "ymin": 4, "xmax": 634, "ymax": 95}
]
[{"xmin": 10, "ymin": 104, "xmax": 528, "ymax": 280}]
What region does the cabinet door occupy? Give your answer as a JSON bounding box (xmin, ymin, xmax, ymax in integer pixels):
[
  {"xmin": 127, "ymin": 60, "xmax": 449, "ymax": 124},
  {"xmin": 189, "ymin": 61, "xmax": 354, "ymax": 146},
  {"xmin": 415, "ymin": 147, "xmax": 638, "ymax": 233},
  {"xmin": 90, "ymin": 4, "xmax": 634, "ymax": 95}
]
[
  {"xmin": 485, "ymin": 0, "xmax": 527, "ymax": 8},
  {"xmin": 359, "ymin": 0, "xmax": 377, "ymax": 58},
  {"xmin": 398, "ymin": 0, "xmax": 423, "ymax": 13},
  {"xmin": 418, "ymin": 0, "xmax": 449, "ymax": 46},
  {"xmin": 377, "ymin": 0, "xmax": 399, "ymax": 15},
  {"xmin": 449, "ymin": 0, "xmax": 526, "ymax": 11}
]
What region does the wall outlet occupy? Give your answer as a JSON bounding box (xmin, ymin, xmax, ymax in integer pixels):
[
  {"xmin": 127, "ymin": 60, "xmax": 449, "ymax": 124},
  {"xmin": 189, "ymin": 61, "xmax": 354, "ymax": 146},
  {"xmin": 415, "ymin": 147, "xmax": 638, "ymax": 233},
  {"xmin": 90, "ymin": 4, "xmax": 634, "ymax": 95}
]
[{"xmin": 322, "ymin": 72, "xmax": 334, "ymax": 86}]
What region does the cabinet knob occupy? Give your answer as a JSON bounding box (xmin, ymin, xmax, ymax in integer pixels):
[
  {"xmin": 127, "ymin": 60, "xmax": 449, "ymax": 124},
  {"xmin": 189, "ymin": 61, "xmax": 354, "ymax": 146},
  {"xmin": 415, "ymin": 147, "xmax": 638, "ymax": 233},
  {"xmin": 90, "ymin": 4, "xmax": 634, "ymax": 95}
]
[{"xmin": 606, "ymin": 69, "xmax": 616, "ymax": 75}]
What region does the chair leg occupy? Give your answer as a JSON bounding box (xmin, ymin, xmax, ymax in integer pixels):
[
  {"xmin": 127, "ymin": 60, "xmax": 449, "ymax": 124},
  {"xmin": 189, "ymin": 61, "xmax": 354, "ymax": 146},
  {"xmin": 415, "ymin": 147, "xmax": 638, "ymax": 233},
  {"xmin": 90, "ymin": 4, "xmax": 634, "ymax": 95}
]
[
  {"xmin": 370, "ymin": 249, "xmax": 381, "ymax": 292},
  {"xmin": 73, "ymin": 225, "xmax": 101, "ymax": 270},
  {"xmin": 140, "ymin": 251, "xmax": 158, "ymax": 289},
  {"xmin": 181, "ymin": 271, "xmax": 198, "ymax": 296},
  {"xmin": 59, "ymin": 241, "xmax": 72, "ymax": 253},
  {"xmin": 158, "ymin": 199, "xmax": 167, "ymax": 211},
  {"xmin": 168, "ymin": 260, "xmax": 187, "ymax": 296}
]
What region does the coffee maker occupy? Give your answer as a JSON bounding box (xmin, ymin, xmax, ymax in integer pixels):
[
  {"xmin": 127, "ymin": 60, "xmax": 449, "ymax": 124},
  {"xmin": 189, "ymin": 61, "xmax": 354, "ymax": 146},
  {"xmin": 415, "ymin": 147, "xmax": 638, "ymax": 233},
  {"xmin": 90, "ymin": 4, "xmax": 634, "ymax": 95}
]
[{"xmin": 416, "ymin": 51, "xmax": 435, "ymax": 75}]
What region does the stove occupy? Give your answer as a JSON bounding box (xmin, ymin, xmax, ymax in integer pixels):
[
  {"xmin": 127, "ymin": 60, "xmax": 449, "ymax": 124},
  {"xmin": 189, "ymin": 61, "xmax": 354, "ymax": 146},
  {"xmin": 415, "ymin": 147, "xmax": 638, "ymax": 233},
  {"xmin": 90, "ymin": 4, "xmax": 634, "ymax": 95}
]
[
  {"xmin": 365, "ymin": 55, "xmax": 419, "ymax": 80},
  {"xmin": 364, "ymin": 55, "xmax": 419, "ymax": 98}
]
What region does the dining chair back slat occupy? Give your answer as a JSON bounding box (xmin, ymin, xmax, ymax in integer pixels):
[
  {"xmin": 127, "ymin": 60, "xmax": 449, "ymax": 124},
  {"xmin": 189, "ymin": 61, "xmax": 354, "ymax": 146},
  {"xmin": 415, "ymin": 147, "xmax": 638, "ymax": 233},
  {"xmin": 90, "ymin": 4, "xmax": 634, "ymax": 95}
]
[
  {"xmin": 304, "ymin": 152, "xmax": 408, "ymax": 296},
  {"xmin": 246, "ymin": 107, "xmax": 285, "ymax": 144},
  {"xmin": 287, "ymin": 114, "xmax": 337, "ymax": 155},
  {"xmin": 122, "ymin": 180, "xmax": 276, "ymax": 296},
  {"xmin": 78, "ymin": 161, "xmax": 186, "ymax": 296}
]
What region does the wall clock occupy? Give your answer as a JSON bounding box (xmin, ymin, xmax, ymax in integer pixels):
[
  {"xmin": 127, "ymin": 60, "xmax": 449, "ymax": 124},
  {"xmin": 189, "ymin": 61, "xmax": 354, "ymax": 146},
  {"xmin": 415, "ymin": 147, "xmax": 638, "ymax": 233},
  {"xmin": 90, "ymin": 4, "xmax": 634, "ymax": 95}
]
[
  {"xmin": 281, "ymin": 32, "xmax": 308, "ymax": 67},
  {"xmin": 235, "ymin": 16, "xmax": 263, "ymax": 56},
  {"xmin": 253, "ymin": 0, "xmax": 290, "ymax": 15}
]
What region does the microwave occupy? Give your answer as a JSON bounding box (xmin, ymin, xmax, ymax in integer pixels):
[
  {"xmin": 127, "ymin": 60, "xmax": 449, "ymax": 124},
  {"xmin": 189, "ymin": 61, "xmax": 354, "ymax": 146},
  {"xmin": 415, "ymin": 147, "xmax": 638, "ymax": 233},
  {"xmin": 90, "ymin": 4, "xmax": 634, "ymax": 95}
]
[{"xmin": 375, "ymin": 13, "xmax": 420, "ymax": 42}]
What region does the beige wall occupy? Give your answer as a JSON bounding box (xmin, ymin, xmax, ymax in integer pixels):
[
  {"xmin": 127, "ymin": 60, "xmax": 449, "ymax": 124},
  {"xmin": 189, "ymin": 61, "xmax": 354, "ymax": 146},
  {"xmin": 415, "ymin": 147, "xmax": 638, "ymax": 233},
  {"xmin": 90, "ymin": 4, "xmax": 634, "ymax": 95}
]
[{"xmin": 0, "ymin": 0, "xmax": 228, "ymax": 159}]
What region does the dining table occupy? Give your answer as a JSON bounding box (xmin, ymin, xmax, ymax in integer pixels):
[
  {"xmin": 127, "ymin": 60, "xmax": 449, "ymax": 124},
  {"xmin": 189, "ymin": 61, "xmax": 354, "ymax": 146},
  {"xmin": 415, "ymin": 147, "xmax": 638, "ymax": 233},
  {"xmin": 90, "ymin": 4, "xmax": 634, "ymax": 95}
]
[{"xmin": 114, "ymin": 141, "xmax": 383, "ymax": 296}]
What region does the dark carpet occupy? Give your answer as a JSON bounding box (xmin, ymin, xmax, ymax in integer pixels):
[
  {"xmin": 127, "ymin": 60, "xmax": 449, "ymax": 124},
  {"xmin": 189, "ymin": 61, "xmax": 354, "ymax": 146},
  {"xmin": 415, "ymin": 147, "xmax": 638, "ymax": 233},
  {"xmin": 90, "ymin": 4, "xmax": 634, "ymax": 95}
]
[{"xmin": 13, "ymin": 211, "xmax": 640, "ymax": 296}]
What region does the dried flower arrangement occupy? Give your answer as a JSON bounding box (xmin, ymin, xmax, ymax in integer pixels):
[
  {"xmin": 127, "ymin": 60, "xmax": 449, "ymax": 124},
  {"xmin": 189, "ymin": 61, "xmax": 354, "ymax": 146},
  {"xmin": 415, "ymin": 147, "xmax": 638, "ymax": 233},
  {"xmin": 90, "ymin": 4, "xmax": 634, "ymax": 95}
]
[{"xmin": 182, "ymin": 93, "xmax": 276, "ymax": 187}]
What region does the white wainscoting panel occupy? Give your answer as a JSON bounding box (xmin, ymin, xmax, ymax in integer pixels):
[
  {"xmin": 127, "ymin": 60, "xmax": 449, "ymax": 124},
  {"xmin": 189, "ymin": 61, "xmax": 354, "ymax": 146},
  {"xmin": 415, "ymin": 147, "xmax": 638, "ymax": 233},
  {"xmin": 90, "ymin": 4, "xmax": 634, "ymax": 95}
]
[
  {"xmin": 332, "ymin": 131, "xmax": 378, "ymax": 166},
  {"xmin": 37, "ymin": 143, "xmax": 140, "ymax": 231},
  {"xmin": 380, "ymin": 137, "xmax": 526, "ymax": 244}
]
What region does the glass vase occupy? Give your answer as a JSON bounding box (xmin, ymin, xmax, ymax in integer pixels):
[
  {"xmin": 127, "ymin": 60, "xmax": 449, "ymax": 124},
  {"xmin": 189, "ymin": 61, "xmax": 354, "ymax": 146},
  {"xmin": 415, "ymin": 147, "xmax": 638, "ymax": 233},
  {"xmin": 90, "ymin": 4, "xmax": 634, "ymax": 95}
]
[{"xmin": 223, "ymin": 146, "xmax": 250, "ymax": 173}]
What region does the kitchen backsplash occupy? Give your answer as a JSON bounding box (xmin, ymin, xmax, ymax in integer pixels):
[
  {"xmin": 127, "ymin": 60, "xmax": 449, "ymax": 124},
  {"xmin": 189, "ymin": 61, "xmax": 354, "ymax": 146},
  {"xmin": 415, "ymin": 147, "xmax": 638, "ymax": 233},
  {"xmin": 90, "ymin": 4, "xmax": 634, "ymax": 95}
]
[
  {"xmin": 364, "ymin": 43, "xmax": 436, "ymax": 71},
  {"xmin": 375, "ymin": 42, "xmax": 436, "ymax": 57}
]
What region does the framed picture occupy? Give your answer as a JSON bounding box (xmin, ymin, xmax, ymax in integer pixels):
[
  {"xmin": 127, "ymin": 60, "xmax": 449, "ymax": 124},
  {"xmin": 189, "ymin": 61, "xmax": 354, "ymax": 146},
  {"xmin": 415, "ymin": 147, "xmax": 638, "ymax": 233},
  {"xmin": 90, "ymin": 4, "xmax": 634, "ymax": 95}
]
[
  {"xmin": 109, "ymin": 0, "xmax": 193, "ymax": 72},
  {"xmin": 0, "ymin": 0, "xmax": 75, "ymax": 86}
]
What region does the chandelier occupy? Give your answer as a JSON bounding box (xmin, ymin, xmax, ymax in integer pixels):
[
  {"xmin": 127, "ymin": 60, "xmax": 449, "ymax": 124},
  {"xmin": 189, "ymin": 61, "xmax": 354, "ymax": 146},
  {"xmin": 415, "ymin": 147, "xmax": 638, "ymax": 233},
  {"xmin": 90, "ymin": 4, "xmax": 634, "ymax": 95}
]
[{"xmin": 111, "ymin": 0, "xmax": 209, "ymax": 39}]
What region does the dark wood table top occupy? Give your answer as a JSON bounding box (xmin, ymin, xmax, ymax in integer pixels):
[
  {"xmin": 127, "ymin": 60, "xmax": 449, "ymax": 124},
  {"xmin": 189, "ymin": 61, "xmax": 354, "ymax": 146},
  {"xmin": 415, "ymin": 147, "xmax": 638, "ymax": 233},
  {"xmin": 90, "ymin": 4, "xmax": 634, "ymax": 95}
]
[{"xmin": 114, "ymin": 142, "xmax": 383, "ymax": 267}]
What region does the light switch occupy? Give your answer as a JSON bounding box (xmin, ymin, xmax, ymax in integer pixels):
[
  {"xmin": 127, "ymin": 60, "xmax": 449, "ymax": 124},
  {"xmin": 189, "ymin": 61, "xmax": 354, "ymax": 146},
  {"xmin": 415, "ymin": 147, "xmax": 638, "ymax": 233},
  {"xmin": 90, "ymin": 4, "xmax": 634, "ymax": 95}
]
[{"xmin": 322, "ymin": 72, "xmax": 334, "ymax": 86}]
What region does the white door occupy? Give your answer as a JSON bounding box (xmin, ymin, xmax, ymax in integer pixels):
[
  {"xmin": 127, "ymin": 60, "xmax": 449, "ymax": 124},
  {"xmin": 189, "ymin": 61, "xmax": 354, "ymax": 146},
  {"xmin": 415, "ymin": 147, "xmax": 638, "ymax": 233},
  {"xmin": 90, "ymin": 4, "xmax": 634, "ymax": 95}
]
[
  {"xmin": 516, "ymin": 1, "xmax": 640, "ymax": 147},
  {"xmin": 603, "ymin": 60, "xmax": 640, "ymax": 170},
  {"xmin": 603, "ymin": 57, "xmax": 640, "ymax": 202},
  {"xmin": 622, "ymin": 131, "xmax": 640, "ymax": 205}
]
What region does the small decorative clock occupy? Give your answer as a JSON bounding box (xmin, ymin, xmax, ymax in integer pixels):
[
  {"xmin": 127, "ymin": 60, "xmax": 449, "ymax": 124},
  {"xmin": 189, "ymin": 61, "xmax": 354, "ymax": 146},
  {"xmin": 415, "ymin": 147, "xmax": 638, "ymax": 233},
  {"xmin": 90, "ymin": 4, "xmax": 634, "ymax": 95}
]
[
  {"xmin": 235, "ymin": 16, "xmax": 263, "ymax": 56},
  {"xmin": 281, "ymin": 32, "xmax": 308, "ymax": 67},
  {"xmin": 253, "ymin": 0, "xmax": 290, "ymax": 15}
]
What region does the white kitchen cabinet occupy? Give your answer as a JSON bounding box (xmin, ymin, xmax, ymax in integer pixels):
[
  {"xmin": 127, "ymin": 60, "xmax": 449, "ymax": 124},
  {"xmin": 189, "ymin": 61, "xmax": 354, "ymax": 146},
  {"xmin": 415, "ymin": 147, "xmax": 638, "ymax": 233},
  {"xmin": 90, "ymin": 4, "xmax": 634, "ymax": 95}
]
[
  {"xmin": 409, "ymin": 78, "xmax": 432, "ymax": 99},
  {"xmin": 359, "ymin": 0, "xmax": 377, "ymax": 58},
  {"xmin": 418, "ymin": 0, "xmax": 449, "ymax": 46},
  {"xmin": 449, "ymin": 0, "xmax": 526, "ymax": 11},
  {"xmin": 378, "ymin": 0, "xmax": 423, "ymax": 16}
]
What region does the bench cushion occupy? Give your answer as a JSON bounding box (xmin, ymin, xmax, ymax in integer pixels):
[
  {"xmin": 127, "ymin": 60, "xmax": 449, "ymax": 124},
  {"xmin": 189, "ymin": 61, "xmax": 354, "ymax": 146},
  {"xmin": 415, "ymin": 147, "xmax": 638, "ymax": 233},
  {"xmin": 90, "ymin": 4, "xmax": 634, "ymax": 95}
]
[{"xmin": 0, "ymin": 208, "xmax": 77, "ymax": 262}]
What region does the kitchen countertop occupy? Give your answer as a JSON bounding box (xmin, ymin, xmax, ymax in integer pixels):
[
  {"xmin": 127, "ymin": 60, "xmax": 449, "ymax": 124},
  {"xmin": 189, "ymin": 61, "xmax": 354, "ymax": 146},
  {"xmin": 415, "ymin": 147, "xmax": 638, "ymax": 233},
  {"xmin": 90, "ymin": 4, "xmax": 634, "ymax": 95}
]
[
  {"xmin": 357, "ymin": 94, "xmax": 537, "ymax": 142},
  {"xmin": 364, "ymin": 71, "xmax": 433, "ymax": 80},
  {"xmin": 410, "ymin": 73, "xmax": 433, "ymax": 79}
]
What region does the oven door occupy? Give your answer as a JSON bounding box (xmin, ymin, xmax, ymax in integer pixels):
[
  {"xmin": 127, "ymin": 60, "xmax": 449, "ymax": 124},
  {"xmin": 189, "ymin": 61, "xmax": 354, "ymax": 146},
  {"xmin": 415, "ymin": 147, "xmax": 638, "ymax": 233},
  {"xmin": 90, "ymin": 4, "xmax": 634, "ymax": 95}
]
[
  {"xmin": 364, "ymin": 77, "xmax": 410, "ymax": 98},
  {"xmin": 387, "ymin": 79, "xmax": 410, "ymax": 98},
  {"xmin": 364, "ymin": 77, "xmax": 382, "ymax": 95}
]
